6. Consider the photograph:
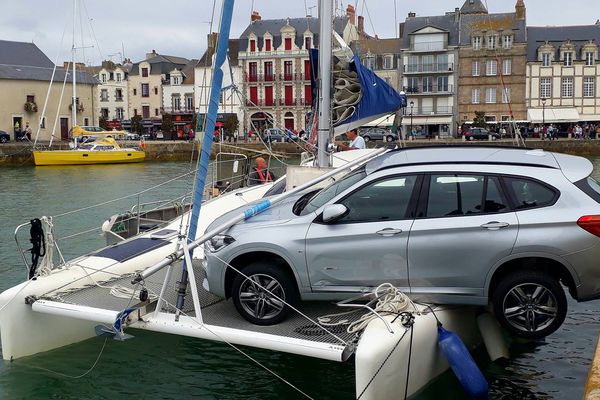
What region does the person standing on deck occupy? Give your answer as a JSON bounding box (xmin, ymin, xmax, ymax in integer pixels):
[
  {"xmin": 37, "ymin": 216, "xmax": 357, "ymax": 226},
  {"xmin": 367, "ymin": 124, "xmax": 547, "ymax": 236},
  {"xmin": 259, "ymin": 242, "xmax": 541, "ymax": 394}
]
[
  {"xmin": 335, "ymin": 129, "xmax": 365, "ymax": 151},
  {"xmin": 248, "ymin": 157, "xmax": 276, "ymax": 186}
]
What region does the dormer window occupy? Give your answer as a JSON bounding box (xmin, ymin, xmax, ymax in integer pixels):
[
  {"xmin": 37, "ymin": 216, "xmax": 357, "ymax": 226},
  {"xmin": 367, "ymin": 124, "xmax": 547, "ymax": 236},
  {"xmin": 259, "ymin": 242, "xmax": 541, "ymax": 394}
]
[
  {"xmin": 250, "ymin": 39, "xmax": 256, "ymax": 52},
  {"xmin": 383, "ymin": 55, "xmax": 393, "ymax": 70},
  {"xmin": 502, "ymin": 35, "xmax": 512, "ymax": 49},
  {"xmin": 542, "ymin": 53, "xmax": 552, "ymax": 67},
  {"xmin": 586, "ymin": 51, "xmax": 595, "ymax": 66},
  {"xmin": 305, "ymin": 37, "xmax": 311, "ymax": 49},
  {"xmin": 101, "ymin": 73, "xmax": 106, "ymax": 83},
  {"xmin": 487, "ymin": 35, "xmax": 497, "ymax": 50},
  {"xmin": 563, "ymin": 52, "xmax": 573, "ymax": 66},
  {"xmin": 285, "ymin": 38, "xmax": 292, "ymax": 51},
  {"xmin": 265, "ymin": 38, "xmax": 272, "ymax": 51},
  {"xmin": 173, "ymin": 76, "xmax": 180, "ymax": 85},
  {"xmin": 116, "ymin": 73, "xmax": 121, "ymax": 82},
  {"xmin": 472, "ymin": 36, "xmax": 482, "ymax": 50},
  {"xmin": 141, "ymin": 67, "xmax": 149, "ymax": 77}
]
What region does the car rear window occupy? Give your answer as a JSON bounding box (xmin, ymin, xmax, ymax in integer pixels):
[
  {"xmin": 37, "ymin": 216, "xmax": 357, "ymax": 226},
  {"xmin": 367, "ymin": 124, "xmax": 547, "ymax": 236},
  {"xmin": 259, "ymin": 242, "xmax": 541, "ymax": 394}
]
[
  {"xmin": 575, "ymin": 176, "xmax": 600, "ymax": 204},
  {"xmin": 505, "ymin": 177, "xmax": 557, "ymax": 210}
]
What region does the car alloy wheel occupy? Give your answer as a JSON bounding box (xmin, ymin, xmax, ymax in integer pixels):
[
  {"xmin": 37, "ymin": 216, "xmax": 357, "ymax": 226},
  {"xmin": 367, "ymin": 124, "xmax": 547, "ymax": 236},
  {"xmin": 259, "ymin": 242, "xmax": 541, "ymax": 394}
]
[
  {"xmin": 231, "ymin": 262, "xmax": 298, "ymax": 325},
  {"xmin": 363, "ymin": 136, "xmax": 370, "ymax": 142},
  {"xmin": 386, "ymin": 135, "xmax": 394, "ymax": 142},
  {"xmin": 492, "ymin": 270, "xmax": 567, "ymax": 339}
]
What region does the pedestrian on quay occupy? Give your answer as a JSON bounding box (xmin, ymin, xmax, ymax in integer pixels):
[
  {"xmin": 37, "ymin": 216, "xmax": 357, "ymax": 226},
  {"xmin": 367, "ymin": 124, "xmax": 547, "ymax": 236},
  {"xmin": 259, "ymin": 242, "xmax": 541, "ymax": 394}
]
[{"xmin": 24, "ymin": 123, "xmax": 32, "ymax": 141}]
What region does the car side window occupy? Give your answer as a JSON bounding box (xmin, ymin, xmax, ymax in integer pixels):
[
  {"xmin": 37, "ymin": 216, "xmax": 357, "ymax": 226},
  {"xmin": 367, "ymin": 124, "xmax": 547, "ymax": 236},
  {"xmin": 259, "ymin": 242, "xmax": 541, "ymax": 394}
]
[
  {"xmin": 337, "ymin": 175, "xmax": 417, "ymax": 223},
  {"xmin": 426, "ymin": 175, "xmax": 486, "ymax": 217},
  {"xmin": 505, "ymin": 177, "xmax": 556, "ymax": 210},
  {"xmin": 484, "ymin": 177, "xmax": 509, "ymax": 213}
]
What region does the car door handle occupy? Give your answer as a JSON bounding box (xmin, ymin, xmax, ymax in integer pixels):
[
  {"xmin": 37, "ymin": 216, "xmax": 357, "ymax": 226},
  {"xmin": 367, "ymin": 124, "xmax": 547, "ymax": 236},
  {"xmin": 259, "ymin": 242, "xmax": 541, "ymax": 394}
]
[
  {"xmin": 480, "ymin": 221, "xmax": 510, "ymax": 230},
  {"xmin": 376, "ymin": 228, "xmax": 403, "ymax": 237}
]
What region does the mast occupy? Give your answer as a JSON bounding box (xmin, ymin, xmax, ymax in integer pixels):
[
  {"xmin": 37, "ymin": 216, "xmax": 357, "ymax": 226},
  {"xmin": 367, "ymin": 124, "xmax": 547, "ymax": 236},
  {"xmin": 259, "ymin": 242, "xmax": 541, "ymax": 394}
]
[
  {"xmin": 71, "ymin": 0, "xmax": 77, "ymax": 128},
  {"xmin": 317, "ymin": 0, "xmax": 333, "ymax": 167},
  {"xmin": 174, "ymin": 0, "xmax": 235, "ymax": 312}
]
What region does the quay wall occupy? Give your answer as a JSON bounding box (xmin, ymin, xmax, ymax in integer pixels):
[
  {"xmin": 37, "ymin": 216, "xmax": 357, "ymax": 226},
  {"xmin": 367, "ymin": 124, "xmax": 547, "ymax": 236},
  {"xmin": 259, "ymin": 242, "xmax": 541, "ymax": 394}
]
[{"xmin": 2, "ymin": 139, "xmax": 600, "ymax": 166}]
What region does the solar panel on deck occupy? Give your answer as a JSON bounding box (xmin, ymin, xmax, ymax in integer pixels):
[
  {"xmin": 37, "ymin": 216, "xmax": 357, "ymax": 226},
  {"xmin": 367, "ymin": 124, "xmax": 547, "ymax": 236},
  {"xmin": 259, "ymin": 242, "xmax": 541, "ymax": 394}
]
[{"xmin": 93, "ymin": 238, "xmax": 171, "ymax": 262}]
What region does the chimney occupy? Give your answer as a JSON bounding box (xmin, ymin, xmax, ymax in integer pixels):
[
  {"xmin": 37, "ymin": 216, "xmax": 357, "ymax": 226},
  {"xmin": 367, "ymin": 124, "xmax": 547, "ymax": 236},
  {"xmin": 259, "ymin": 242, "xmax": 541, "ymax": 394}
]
[
  {"xmin": 346, "ymin": 4, "xmax": 356, "ymax": 25},
  {"xmin": 207, "ymin": 32, "xmax": 219, "ymax": 50},
  {"xmin": 399, "ymin": 22, "xmax": 405, "ymax": 39},
  {"xmin": 146, "ymin": 50, "xmax": 158, "ymax": 59},
  {"xmin": 455, "ymin": 7, "xmax": 460, "ymax": 22},
  {"xmin": 515, "ymin": 0, "xmax": 526, "ymax": 20},
  {"xmin": 251, "ymin": 10, "xmax": 261, "ymax": 22},
  {"xmin": 407, "ymin": 12, "xmax": 416, "ymax": 19},
  {"xmin": 358, "ymin": 15, "xmax": 364, "ymax": 34}
]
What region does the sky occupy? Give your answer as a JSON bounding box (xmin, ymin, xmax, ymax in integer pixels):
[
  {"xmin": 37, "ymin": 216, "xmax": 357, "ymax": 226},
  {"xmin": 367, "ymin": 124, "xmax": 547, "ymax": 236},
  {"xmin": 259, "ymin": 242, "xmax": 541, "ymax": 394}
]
[{"xmin": 1, "ymin": 0, "xmax": 598, "ymax": 66}]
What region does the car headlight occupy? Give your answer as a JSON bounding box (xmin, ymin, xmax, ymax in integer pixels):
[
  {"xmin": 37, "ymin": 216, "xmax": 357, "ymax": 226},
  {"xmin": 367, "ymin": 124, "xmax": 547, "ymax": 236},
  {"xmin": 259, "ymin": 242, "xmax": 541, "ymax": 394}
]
[{"xmin": 206, "ymin": 234, "xmax": 235, "ymax": 252}]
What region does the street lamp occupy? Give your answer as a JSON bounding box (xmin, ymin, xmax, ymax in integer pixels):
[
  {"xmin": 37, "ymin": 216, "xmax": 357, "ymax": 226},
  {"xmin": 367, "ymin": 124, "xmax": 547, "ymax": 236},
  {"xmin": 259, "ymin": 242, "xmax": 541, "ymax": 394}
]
[{"xmin": 409, "ymin": 101, "xmax": 414, "ymax": 138}]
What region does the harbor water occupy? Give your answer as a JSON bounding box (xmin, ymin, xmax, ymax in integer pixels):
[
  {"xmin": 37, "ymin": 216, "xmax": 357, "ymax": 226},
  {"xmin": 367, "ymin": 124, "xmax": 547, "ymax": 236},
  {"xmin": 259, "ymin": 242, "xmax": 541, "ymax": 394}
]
[{"xmin": 1, "ymin": 159, "xmax": 600, "ymax": 399}]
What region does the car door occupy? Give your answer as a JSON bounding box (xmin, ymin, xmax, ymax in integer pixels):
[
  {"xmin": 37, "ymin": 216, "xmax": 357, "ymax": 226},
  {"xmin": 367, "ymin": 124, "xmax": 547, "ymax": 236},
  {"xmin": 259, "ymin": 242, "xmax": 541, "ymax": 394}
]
[
  {"xmin": 407, "ymin": 174, "xmax": 518, "ymax": 300},
  {"xmin": 305, "ymin": 174, "xmax": 420, "ymax": 293}
]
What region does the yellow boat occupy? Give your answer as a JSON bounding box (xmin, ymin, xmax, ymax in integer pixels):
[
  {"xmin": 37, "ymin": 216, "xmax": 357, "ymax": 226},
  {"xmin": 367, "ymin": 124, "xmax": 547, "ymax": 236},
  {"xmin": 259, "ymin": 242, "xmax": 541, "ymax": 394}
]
[{"xmin": 33, "ymin": 137, "xmax": 145, "ymax": 166}]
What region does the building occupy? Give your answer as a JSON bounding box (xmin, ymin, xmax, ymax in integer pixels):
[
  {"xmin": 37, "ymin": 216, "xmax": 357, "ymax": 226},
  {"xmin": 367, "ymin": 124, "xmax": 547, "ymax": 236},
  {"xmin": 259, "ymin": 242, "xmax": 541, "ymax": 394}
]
[
  {"xmin": 0, "ymin": 40, "xmax": 96, "ymax": 141},
  {"xmin": 457, "ymin": 0, "xmax": 528, "ymax": 128},
  {"xmin": 399, "ymin": 10, "xmax": 460, "ymax": 137},
  {"xmin": 354, "ymin": 38, "xmax": 402, "ymax": 92},
  {"xmin": 195, "ymin": 34, "xmax": 242, "ymax": 135},
  {"xmin": 128, "ymin": 50, "xmax": 189, "ymax": 132},
  {"xmin": 93, "ymin": 60, "xmax": 130, "ymax": 127},
  {"xmin": 526, "ymin": 23, "xmax": 600, "ymax": 126},
  {"xmin": 237, "ymin": 8, "xmax": 362, "ymax": 134},
  {"xmin": 162, "ymin": 59, "xmax": 198, "ymax": 137}
]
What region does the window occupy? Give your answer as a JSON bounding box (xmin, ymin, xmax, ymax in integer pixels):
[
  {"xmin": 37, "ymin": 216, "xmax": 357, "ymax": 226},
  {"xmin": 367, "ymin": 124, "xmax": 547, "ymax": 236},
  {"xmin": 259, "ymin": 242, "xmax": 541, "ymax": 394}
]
[
  {"xmin": 383, "ymin": 55, "xmax": 393, "ymax": 70},
  {"xmin": 487, "ymin": 35, "xmax": 497, "ymax": 50},
  {"xmin": 154, "ymin": 87, "xmax": 158, "ymax": 95},
  {"xmin": 542, "ymin": 53, "xmax": 552, "ymax": 67},
  {"xmin": 472, "ymin": 36, "xmax": 482, "ymax": 50},
  {"xmin": 155, "ymin": 108, "xmax": 159, "ymax": 116},
  {"xmin": 173, "ymin": 76, "xmax": 180, "ymax": 85},
  {"xmin": 26, "ymin": 95, "xmax": 35, "ymax": 103},
  {"xmin": 172, "ymin": 95, "xmax": 181, "ymax": 110},
  {"xmin": 265, "ymin": 38, "xmax": 272, "ymax": 51},
  {"xmin": 134, "ymin": 108, "xmax": 138, "ymax": 116},
  {"xmin": 437, "ymin": 54, "xmax": 449, "ymax": 71},
  {"xmin": 540, "ymin": 77, "xmax": 552, "ymax": 98},
  {"xmin": 115, "ymin": 88, "xmax": 123, "ymax": 101},
  {"xmin": 413, "ymin": 33, "xmax": 444, "ymax": 51},
  {"xmin": 562, "ymin": 77, "xmax": 573, "ymax": 97},
  {"xmin": 422, "ymin": 55, "xmax": 434, "ymax": 72},
  {"xmin": 564, "ymin": 52, "xmax": 573, "ymax": 66},
  {"xmin": 133, "ymin": 88, "xmax": 137, "ymax": 96},
  {"xmin": 503, "ymin": 59, "xmax": 512, "ymax": 75},
  {"xmin": 407, "ymin": 55, "xmax": 418, "ymax": 73},
  {"xmin": 142, "ymin": 106, "xmax": 150, "ymax": 118},
  {"xmin": 505, "ymin": 177, "xmax": 556, "ymax": 210},
  {"xmin": 584, "ymin": 77, "xmax": 595, "ymax": 97},
  {"xmin": 337, "ymin": 176, "xmax": 418, "ymax": 223},
  {"xmin": 264, "ymin": 61, "xmax": 273, "ymax": 81},
  {"xmin": 472, "ymin": 88, "xmax": 480, "ymax": 104},
  {"xmin": 101, "ymin": 108, "xmax": 109, "ymax": 118},
  {"xmin": 422, "ymin": 76, "xmax": 433, "ymax": 93},
  {"xmin": 285, "ymin": 38, "xmax": 292, "ymax": 51},
  {"xmin": 426, "ymin": 175, "xmax": 492, "ymax": 218},
  {"xmin": 407, "ymin": 77, "xmax": 419, "ymax": 93},
  {"xmin": 485, "ymin": 88, "xmax": 496, "ymax": 103},
  {"xmin": 116, "ymin": 73, "xmax": 121, "ymax": 82},
  {"xmin": 486, "ymin": 60, "xmax": 497, "ymax": 76},
  {"xmin": 250, "ymin": 39, "xmax": 256, "ymax": 52},
  {"xmin": 472, "ymin": 60, "xmax": 480, "ymax": 76},
  {"xmin": 141, "ymin": 83, "xmax": 149, "ymax": 97},
  {"xmin": 116, "ymin": 108, "xmax": 124, "ymax": 119},
  {"xmin": 141, "ymin": 68, "xmax": 148, "ymax": 77},
  {"xmin": 109, "ymin": 72, "xmax": 114, "ymax": 81},
  {"xmin": 249, "ymin": 62, "xmax": 257, "ymax": 81},
  {"xmin": 437, "ymin": 76, "xmax": 449, "ymax": 92},
  {"xmin": 502, "ymin": 87, "xmax": 511, "ymax": 104},
  {"xmin": 186, "ymin": 96, "xmax": 194, "ymax": 110},
  {"xmin": 502, "ymin": 35, "xmax": 513, "ymax": 49},
  {"xmin": 305, "ymin": 37, "xmax": 311, "ymax": 49},
  {"xmin": 586, "ymin": 52, "xmax": 595, "ymax": 66},
  {"xmin": 265, "ymin": 86, "xmax": 274, "ymax": 106},
  {"xmin": 284, "ymin": 61, "xmax": 293, "ymax": 80},
  {"xmin": 101, "ymin": 73, "xmax": 106, "ymax": 83},
  {"xmin": 100, "ymin": 89, "xmax": 108, "ymax": 101}
]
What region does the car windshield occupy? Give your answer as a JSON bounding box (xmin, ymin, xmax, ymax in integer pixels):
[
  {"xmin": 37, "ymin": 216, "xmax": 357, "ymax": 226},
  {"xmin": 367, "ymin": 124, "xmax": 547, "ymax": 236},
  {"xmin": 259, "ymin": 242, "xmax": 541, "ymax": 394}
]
[{"xmin": 299, "ymin": 167, "xmax": 367, "ymax": 215}]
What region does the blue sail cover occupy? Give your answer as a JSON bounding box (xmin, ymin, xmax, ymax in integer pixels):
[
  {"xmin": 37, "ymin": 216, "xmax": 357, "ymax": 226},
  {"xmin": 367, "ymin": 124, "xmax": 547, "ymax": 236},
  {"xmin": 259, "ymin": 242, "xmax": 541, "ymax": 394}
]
[{"xmin": 333, "ymin": 54, "xmax": 404, "ymax": 135}]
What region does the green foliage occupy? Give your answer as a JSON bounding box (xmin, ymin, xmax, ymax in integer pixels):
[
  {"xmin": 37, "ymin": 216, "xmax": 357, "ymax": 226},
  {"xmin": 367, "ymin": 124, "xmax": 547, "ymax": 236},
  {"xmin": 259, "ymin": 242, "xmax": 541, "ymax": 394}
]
[
  {"xmin": 161, "ymin": 113, "xmax": 174, "ymax": 133},
  {"xmin": 223, "ymin": 114, "xmax": 239, "ymax": 134},
  {"xmin": 131, "ymin": 115, "xmax": 143, "ymax": 133},
  {"xmin": 473, "ymin": 111, "xmax": 487, "ymax": 128}
]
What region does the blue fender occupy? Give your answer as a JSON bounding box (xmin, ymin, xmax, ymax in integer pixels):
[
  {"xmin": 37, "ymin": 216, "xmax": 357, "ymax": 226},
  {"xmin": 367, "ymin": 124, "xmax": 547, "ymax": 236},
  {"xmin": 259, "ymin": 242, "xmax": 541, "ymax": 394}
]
[{"xmin": 438, "ymin": 326, "xmax": 488, "ymax": 399}]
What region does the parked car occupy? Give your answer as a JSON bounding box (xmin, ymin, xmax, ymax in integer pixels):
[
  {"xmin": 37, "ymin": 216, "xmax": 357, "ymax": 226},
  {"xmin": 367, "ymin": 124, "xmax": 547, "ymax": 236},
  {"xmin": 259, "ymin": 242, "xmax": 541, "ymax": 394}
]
[
  {"xmin": 464, "ymin": 127, "xmax": 500, "ymax": 141},
  {"xmin": 125, "ymin": 132, "xmax": 140, "ymax": 140},
  {"xmin": 0, "ymin": 130, "xmax": 9, "ymax": 143},
  {"xmin": 205, "ymin": 146, "xmax": 600, "ymax": 339},
  {"xmin": 262, "ymin": 128, "xmax": 288, "ymax": 143},
  {"xmin": 359, "ymin": 127, "xmax": 398, "ymax": 142}
]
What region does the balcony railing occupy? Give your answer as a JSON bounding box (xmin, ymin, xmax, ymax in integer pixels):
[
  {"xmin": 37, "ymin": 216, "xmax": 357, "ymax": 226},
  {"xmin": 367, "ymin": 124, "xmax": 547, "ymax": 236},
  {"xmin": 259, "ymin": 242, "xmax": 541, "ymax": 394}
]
[
  {"xmin": 406, "ymin": 106, "xmax": 453, "ymax": 116},
  {"xmin": 403, "ymin": 84, "xmax": 454, "ymax": 94},
  {"xmin": 243, "ymin": 73, "xmax": 310, "ymax": 83},
  {"xmin": 246, "ymin": 98, "xmax": 311, "ymax": 107},
  {"xmin": 410, "ymin": 41, "xmax": 446, "ymax": 52},
  {"xmin": 404, "ymin": 63, "xmax": 454, "ymax": 73},
  {"xmin": 162, "ymin": 107, "xmax": 195, "ymax": 114}
]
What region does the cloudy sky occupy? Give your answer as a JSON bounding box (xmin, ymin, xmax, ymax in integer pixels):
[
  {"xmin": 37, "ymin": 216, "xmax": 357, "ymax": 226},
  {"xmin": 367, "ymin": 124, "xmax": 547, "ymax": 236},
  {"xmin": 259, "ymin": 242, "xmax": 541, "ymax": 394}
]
[{"xmin": 1, "ymin": 0, "xmax": 598, "ymax": 65}]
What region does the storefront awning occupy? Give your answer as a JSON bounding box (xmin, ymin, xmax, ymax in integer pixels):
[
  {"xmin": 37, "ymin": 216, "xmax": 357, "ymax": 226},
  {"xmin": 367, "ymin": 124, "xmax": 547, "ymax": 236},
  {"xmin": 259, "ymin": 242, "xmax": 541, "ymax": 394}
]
[
  {"xmin": 363, "ymin": 113, "xmax": 395, "ymax": 127},
  {"xmin": 578, "ymin": 114, "xmax": 600, "ymax": 122},
  {"xmin": 527, "ymin": 108, "xmax": 580, "ymax": 124}
]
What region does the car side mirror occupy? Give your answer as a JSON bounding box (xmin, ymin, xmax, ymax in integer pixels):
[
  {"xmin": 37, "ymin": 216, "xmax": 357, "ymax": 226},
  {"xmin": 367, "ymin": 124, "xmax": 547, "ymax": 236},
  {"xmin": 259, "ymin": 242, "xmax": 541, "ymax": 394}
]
[{"xmin": 322, "ymin": 204, "xmax": 348, "ymax": 223}]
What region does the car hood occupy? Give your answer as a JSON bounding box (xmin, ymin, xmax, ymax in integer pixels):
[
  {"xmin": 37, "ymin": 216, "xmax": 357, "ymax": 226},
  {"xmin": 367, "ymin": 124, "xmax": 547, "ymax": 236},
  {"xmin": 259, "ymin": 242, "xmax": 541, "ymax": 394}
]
[{"xmin": 206, "ymin": 193, "xmax": 306, "ymax": 234}]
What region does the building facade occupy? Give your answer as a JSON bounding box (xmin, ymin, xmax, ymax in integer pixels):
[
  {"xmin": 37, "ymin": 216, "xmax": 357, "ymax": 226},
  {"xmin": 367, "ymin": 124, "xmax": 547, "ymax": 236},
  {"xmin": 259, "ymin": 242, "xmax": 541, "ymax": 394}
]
[
  {"xmin": 0, "ymin": 40, "xmax": 96, "ymax": 142},
  {"xmin": 526, "ymin": 24, "xmax": 600, "ymax": 126},
  {"xmin": 94, "ymin": 61, "xmax": 129, "ymax": 124},
  {"xmin": 128, "ymin": 50, "xmax": 189, "ymax": 131},
  {"xmin": 162, "ymin": 59, "xmax": 198, "ymax": 135},
  {"xmin": 457, "ymin": 0, "xmax": 528, "ymax": 128},
  {"xmin": 400, "ymin": 11, "xmax": 460, "ymax": 137}
]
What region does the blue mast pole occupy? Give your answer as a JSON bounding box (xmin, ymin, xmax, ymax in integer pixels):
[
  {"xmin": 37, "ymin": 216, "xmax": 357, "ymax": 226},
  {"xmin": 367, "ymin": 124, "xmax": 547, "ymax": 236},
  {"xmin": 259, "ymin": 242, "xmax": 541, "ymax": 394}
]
[{"xmin": 175, "ymin": 0, "xmax": 235, "ymax": 311}]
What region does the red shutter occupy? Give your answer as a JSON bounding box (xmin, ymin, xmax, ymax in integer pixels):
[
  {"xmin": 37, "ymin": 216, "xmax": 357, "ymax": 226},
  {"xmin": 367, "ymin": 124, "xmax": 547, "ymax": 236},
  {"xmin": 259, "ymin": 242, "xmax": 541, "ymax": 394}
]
[
  {"xmin": 285, "ymin": 38, "xmax": 292, "ymax": 51},
  {"xmin": 304, "ymin": 60, "xmax": 311, "ymax": 80},
  {"xmin": 285, "ymin": 86, "xmax": 293, "ymax": 105},
  {"xmin": 250, "ymin": 87, "xmax": 258, "ymax": 105},
  {"xmin": 265, "ymin": 86, "xmax": 273, "ymax": 106},
  {"xmin": 249, "ymin": 62, "xmax": 257, "ymax": 82},
  {"xmin": 250, "ymin": 40, "xmax": 256, "ymax": 52},
  {"xmin": 265, "ymin": 39, "xmax": 271, "ymax": 51},
  {"xmin": 304, "ymin": 85, "xmax": 312, "ymax": 105}
]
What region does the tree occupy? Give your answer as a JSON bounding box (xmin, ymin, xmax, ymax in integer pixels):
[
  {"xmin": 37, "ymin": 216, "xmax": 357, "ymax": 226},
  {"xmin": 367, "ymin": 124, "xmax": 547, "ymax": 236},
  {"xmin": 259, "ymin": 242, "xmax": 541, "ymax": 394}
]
[
  {"xmin": 99, "ymin": 115, "xmax": 108, "ymax": 130},
  {"xmin": 161, "ymin": 112, "xmax": 174, "ymax": 134},
  {"xmin": 473, "ymin": 111, "xmax": 487, "ymax": 128},
  {"xmin": 131, "ymin": 115, "xmax": 142, "ymax": 133},
  {"xmin": 223, "ymin": 114, "xmax": 239, "ymax": 135}
]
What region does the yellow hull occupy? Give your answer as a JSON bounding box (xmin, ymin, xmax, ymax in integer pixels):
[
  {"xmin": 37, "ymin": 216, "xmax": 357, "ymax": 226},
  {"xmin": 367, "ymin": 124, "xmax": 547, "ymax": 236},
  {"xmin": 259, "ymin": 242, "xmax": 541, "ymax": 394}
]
[{"xmin": 33, "ymin": 150, "xmax": 145, "ymax": 166}]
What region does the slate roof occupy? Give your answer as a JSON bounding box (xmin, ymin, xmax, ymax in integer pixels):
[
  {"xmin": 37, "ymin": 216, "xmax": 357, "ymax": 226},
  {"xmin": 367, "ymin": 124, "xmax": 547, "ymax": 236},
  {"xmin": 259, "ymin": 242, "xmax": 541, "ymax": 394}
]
[
  {"xmin": 460, "ymin": 0, "xmax": 488, "ymax": 15},
  {"xmin": 355, "ymin": 38, "xmax": 402, "ymax": 55},
  {"xmin": 197, "ymin": 39, "xmax": 240, "ymax": 68},
  {"xmin": 527, "ymin": 25, "xmax": 600, "ymax": 61},
  {"xmin": 181, "ymin": 59, "xmax": 198, "ymax": 84},
  {"xmin": 238, "ymin": 16, "xmax": 349, "ymax": 51},
  {"xmin": 459, "ymin": 13, "xmax": 526, "ymax": 45},
  {"xmin": 0, "ymin": 40, "xmax": 97, "ymax": 84},
  {"xmin": 130, "ymin": 53, "xmax": 190, "ymax": 75},
  {"xmin": 400, "ymin": 14, "xmax": 460, "ymax": 48}
]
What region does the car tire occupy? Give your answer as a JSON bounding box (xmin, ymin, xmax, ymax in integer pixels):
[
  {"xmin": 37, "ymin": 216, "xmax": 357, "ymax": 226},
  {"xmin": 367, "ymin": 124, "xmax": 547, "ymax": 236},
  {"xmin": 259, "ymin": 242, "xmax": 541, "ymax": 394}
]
[
  {"xmin": 231, "ymin": 262, "xmax": 298, "ymax": 326},
  {"xmin": 385, "ymin": 135, "xmax": 394, "ymax": 142},
  {"xmin": 491, "ymin": 269, "xmax": 567, "ymax": 339},
  {"xmin": 0, "ymin": 136, "xmax": 7, "ymax": 143},
  {"xmin": 363, "ymin": 136, "xmax": 370, "ymax": 142},
  {"xmin": 468, "ymin": 136, "xmax": 474, "ymax": 141}
]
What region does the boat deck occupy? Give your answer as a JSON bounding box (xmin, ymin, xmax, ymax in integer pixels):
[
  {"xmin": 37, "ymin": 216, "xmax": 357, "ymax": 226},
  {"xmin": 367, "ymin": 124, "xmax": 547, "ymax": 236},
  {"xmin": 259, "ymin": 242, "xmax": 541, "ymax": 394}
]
[{"xmin": 39, "ymin": 260, "xmax": 361, "ymax": 351}]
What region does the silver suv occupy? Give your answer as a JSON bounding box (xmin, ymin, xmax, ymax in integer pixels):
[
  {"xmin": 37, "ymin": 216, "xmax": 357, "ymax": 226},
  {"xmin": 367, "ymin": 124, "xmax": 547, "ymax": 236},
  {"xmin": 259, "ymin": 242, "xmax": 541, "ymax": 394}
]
[{"xmin": 204, "ymin": 146, "xmax": 600, "ymax": 338}]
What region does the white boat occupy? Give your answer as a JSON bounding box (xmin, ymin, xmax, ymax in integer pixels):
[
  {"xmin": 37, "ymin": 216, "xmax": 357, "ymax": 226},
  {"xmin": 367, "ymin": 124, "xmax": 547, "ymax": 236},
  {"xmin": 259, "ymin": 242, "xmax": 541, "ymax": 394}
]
[{"xmin": 0, "ymin": 1, "xmax": 505, "ymax": 398}]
